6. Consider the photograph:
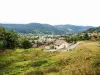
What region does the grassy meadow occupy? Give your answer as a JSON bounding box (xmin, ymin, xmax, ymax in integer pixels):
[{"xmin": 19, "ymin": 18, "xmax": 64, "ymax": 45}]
[{"xmin": 0, "ymin": 41, "xmax": 100, "ymax": 75}]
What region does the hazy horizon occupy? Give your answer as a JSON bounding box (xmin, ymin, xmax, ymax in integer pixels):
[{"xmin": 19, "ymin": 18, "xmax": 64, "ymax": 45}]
[
  {"xmin": 0, "ymin": 22, "xmax": 95, "ymax": 27},
  {"xmin": 0, "ymin": 0, "xmax": 100, "ymax": 27}
]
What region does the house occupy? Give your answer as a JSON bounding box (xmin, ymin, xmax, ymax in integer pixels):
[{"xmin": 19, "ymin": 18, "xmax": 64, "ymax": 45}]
[
  {"xmin": 45, "ymin": 46, "xmax": 51, "ymax": 50},
  {"xmin": 54, "ymin": 40, "xmax": 69, "ymax": 50},
  {"xmin": 32, "ymin": 44, "xmax": 37, "ymax": 48}
]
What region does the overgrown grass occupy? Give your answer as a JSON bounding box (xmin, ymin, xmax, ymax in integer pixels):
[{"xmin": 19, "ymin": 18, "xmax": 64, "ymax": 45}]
[
  {"xmin": 0, "ymin": 41, "xmax": 100, "ymax": 75},
  {"xmin": 93, "ymin": 54, "xmax": 100, "ymax": 75}
]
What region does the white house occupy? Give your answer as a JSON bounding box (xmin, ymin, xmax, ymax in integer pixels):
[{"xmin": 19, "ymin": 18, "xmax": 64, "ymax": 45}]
[
  {"xmin": 54, "ymin": 40, "xmax": 69, "ymax": 50},
  {"xmin": 45, "ymin": 46, "xmax": 51, "ymax": 50}
]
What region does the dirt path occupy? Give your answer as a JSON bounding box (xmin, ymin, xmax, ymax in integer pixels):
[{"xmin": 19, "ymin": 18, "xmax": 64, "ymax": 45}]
[{"xmin": 68, "ymin": 42, "xmax": 81, "ymax": 51}]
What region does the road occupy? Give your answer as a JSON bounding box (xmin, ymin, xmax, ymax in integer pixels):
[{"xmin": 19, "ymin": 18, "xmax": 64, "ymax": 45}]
[{"xmin": 68, "ymin": 42, "xmax": 81, "ymax": 51}]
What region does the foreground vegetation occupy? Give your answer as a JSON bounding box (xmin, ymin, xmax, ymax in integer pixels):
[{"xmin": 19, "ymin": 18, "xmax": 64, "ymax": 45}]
[
  {"xmin": 0, "ymin": 41, "xmax": 100, "ymax": 75},
  {"xmin": 0, "ymin": 26, "xmax": 32, "ymax": 50}
]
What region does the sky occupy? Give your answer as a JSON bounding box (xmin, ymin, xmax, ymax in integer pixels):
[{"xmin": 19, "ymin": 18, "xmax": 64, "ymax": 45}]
[{"xmin": 0, "ymin": 0, "xmax": 100, "ymax": 26}]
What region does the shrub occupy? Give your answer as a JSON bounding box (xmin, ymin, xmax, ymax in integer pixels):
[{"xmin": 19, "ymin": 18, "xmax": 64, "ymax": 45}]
[
  {"xmin": 25, "ymin": 69, "xmax": 44, "ymax": 75},
  {"xmin": 32, "ymin": 60, "xmax": 48, "ymax": 67},
  {"xmin": 22, "ymin": 40, "xmax": 32, "ymax": 49}
]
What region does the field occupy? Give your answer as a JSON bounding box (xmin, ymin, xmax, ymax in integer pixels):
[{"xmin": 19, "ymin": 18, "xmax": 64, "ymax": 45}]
[{"xmin": 0, "ymin": 41, "xmax": 100, "ymax": 75}]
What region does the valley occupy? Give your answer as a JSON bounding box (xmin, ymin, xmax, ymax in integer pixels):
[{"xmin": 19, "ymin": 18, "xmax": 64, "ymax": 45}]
[
  {"xmin": 0, "ymin": 25, "xmax": 100, "ymax": 75},
  {"xmin": 0, "ymin": 0, "xmax": 100, "ymax": 75}
]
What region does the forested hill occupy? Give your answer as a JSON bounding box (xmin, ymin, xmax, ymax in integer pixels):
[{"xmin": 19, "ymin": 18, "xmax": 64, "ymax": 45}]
[
  {"xmin": 0, "ymin": 23, "xmax": 92, "ymax": 34},
  {"xmin": 54, "ymin": 24, "xmax": 92, "ymax": 34},
  {"xmin": 84, "ymin": 26, "xmax": 100, "ymax": 33},
  {"xmin": 0, "ymin": 23, "xmax": 62, "ymax": 34}
]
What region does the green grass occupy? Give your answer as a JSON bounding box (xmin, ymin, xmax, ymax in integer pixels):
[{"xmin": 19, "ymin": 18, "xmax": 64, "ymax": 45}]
[{"xmin": 0, "ymin": 41, "xmax": 100, "ymax": 75}]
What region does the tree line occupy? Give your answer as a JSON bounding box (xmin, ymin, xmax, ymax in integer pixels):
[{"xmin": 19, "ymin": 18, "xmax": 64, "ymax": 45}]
[
  {"xmin": 0, "ymin": 26, "xmax": 32, "ymax": 50},
  {"xmin": 64, "ymin": 33, "xmax": 91, "ymax": 43}
]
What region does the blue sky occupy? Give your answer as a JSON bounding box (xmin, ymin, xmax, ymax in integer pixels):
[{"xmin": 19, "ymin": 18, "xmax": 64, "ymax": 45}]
[{"xmin": 0, "ymin": 0, "xmax": 100, "ymax": 26}]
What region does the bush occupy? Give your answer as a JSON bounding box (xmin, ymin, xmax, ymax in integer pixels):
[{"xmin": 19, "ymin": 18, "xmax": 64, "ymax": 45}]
[
  {"xmin": 22, "ymin": 40, "xmax": 32, "ymax": 49},
  {"xmin": 32, "ymin": 60, "xmax": 48, "ymax": 67},
  {"xmin": 26, "ymin": 69, "xmax": 44, "ymax": 75}
]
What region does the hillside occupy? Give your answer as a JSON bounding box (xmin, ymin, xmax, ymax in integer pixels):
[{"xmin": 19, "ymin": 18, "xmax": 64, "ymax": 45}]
[
  {"xmin": 54, "ymin": 24, "xmax": 92, "ymax": 34},
  {"xmin": 0, "ymin": 23, "xmax": 63, "ymax": 34},
  {"xmin": 0, "ymin": 41, "xmax": 100, "ymax": 75},
  {"xmin": 0, "ymin": 23, "xmax": 92, "ymax": 34},
  {"xmin": 84, "ymin": 26, "xmax": 100, "ymax": 33}
]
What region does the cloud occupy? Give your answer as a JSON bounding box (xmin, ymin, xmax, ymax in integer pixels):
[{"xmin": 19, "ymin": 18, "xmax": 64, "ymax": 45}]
[{"xmin": 0, "ymin": 0, "xmax": 100, "ymax": 26}]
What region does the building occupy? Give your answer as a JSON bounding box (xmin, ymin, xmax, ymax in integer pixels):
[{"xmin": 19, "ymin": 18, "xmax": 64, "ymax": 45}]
[{"xmin": 54, "ymin": 40, "xmax": 69, "ymax": 50}]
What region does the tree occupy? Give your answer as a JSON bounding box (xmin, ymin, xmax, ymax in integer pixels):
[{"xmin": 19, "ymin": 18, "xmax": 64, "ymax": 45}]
[
  {"xmin": 84, "ymin": 33, "xmax": 90, "ymax": 40},
  {"xmin": 22, "ymin": 40, "xmax": 32, "ymax": 49},
  {"xmin": 0, "ymin": 27, "xmax": 6, "ymax": 49},
  {"xmin": 4, "ymin": 30, "xmax": 18, "ymax": 49},
  {"xmin": 0, "ymin": 26, "xmax": 18, "ymax": 50},
  {"xmin": 65, "ymin": 37, "xmax": 72, "ymax": 43},
  {"xmin": 0, "ymin": 27, "xmax": 6, "ymax": 40}
]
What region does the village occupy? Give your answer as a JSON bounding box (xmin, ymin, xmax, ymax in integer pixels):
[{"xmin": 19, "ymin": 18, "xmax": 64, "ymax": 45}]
[
  {"xmin": 19, "ymin": 32, "xmax": 100, "ymax": 52},
  {"xmin": 19, "ymin": 34, "xmax": 81, "ymax": 52}
]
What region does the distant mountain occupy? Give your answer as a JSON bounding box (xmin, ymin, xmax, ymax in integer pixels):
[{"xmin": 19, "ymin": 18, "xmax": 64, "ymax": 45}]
[
  {"xmin": 54, "ymin": 24, "xmax": 92, "ymax": 34},
  {"xmin": 84, "ymin": 26, "xmax": 100, "ymax": 33},
  {"xmin": 0, "ymin": 23, "xmax": 63, "ymax": 34},
  {"xmin": 0, "ymin": 23, "xmax": 92, "ymax": 34}
]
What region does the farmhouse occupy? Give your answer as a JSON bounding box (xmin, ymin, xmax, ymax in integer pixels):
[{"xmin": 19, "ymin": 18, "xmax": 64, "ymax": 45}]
[{"xmin": 54, "ymin": 40, "xmax": 69, "ymax": 50}]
